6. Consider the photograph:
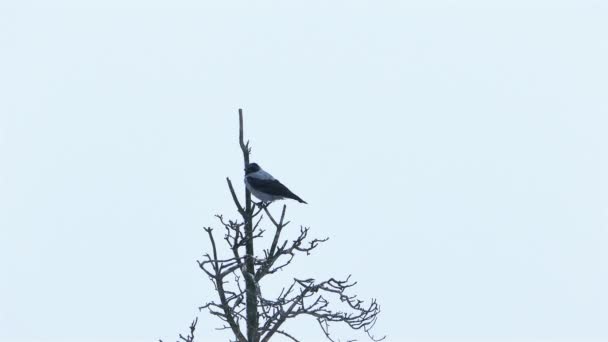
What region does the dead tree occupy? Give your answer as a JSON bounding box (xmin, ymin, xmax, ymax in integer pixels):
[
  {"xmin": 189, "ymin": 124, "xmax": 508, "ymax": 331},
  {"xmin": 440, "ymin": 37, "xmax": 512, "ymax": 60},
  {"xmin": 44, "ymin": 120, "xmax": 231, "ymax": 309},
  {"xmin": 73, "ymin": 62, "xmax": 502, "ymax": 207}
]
[{"xmin": 196, "ymin": 109, "xmax": 383, "ymax": 341}]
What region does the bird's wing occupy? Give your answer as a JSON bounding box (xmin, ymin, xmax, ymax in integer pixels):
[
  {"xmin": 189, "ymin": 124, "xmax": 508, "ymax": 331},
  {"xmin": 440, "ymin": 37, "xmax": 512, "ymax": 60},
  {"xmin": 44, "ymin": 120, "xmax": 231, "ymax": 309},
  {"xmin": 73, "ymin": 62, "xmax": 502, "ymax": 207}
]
[{"xmin": 246, "ymin": 176, "xmax": 306, "ymax": 203}]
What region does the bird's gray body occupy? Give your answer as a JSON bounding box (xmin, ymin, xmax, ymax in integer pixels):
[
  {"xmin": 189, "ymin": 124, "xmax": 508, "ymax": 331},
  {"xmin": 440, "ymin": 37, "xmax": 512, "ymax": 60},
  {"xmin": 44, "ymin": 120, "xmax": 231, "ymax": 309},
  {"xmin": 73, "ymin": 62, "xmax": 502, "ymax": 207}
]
[
  {"xmin": 245, "ymin": 169, "xmax": 282, "ymax": 202},
  {"xmin": 244, "ymin": 163, "xmax": 307, "ymax": 204}
]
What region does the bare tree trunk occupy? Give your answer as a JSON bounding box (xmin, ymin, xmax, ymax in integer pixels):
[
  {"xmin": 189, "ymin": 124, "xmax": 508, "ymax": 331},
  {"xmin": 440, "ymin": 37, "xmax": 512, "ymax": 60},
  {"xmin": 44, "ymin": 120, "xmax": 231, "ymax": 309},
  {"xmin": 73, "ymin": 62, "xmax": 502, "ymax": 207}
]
[{"xmin": 238, "ymin": 109, "xmax": 259, "ymax": 341}]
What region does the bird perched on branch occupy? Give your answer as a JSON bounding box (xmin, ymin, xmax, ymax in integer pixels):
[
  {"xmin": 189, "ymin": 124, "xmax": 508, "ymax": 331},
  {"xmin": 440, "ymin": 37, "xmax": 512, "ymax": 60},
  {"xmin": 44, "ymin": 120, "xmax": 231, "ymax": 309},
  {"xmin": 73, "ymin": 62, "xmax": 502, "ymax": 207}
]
[{"xmin": 244, "ymin": 163, "xmax": 307, "ymax": 204}]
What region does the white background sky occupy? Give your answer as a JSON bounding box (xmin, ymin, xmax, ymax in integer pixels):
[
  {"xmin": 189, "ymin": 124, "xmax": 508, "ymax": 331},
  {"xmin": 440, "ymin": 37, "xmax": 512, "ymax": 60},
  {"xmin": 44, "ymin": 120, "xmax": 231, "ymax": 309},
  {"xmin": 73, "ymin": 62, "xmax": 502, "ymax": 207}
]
[{"xmin": 1, "ymin": 1, "xmax": 607, "ymax": 341}]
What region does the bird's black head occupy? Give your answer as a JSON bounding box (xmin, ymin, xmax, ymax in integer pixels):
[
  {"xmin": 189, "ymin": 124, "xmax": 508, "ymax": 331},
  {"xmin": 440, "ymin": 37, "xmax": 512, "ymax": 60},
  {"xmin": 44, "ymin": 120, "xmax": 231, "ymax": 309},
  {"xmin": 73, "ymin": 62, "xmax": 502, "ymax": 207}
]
[{"xmin": 245, "ymin": 163, "xmax": 261, "ymax": 174}]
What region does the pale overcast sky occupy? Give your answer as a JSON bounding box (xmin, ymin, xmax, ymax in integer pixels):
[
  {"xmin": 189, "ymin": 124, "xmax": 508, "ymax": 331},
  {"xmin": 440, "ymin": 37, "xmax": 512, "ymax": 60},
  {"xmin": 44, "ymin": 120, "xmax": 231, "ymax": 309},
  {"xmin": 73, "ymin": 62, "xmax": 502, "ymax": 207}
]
[{"xmin": 1, "ymin": 1, "xmax": 607, "ymax": 341}]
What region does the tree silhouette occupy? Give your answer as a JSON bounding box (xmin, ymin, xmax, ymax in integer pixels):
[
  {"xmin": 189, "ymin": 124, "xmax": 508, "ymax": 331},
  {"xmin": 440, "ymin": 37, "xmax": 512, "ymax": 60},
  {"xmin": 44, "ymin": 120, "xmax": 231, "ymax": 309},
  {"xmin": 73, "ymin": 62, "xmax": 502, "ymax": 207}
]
[{"xmin": 166, "ymin": 109, "xmax": 382, "ymax": 342}]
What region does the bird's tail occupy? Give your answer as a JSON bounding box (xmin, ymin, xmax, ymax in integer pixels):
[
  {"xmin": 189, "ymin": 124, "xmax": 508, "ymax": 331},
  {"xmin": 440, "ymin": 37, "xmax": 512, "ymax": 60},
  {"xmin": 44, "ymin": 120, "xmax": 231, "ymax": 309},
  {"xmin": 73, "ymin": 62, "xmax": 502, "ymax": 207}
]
[{"xmin": 291, "ymin": 194, "xmax": 307, "ymax": 204}]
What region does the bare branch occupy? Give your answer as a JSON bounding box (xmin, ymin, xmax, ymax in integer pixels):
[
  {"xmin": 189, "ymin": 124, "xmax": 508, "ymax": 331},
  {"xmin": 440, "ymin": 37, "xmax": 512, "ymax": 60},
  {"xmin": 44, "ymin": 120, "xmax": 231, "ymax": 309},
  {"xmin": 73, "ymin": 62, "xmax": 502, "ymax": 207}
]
[
  {"xmin": 160, "ymin": 317, "xmax": 198, "ymax": 342},
  {"xmin": 199, "ymin": 228, "xmax": 247, "ymax": 342},
  {"xmin": 178, "ymin": 317, "xmax": 198, "ymax": 342},
  {"xmin": 227, "ymin": 178, "xmax": 246, "ymax": 217}
]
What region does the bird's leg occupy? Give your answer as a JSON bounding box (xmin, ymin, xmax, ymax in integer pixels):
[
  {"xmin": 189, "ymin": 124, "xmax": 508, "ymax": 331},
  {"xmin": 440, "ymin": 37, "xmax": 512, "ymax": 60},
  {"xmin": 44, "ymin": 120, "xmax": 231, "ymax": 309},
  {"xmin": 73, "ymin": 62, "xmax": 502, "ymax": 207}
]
[{"xmin": 254, "ymin": 201, "xmax": 270, "ymax": 210}]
